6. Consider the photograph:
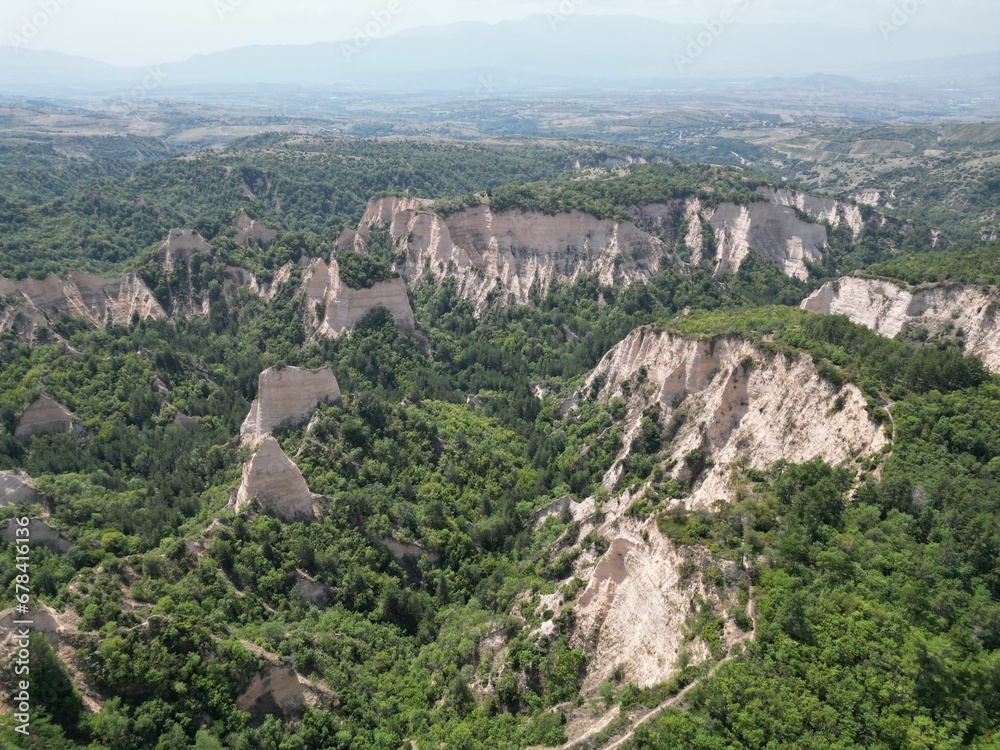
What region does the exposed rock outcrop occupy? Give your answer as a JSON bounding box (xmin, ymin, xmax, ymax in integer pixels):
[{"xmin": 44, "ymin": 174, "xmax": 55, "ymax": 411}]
[
  {"xmin": 15, "ymin": 396, "xmax": 78, "ymax": 441},
  {"xmin": 354, "ymin": 196, "xmax": 679, "ymax": 316},
  {"xmin": 0, "ymin": 471, "xmax": 40, "ymax": 506},
  {"xmin": 233, "ymin": 437, "xmax": 318, "ymax": 521},
  {"xmin": 0, "ymin": 272, "xmax": 166, "ymax": 331},
  {"xmin": 379, "ymin": 538, "xmax": 441, "ymax": 565},
  {"xmin": 158, "ymin": 228, "xmax": 212, "ymax": 273},
  {"xmin": 240, "ymin": 366, "xmax": 341, "ymax": 447},
  {"xmin": 0, "ymin": 518, "xmax": 71, "ymax": 553},
  {"xmin": 0, "ymin": 291, "xmax": 49, "ymax": 342},
  {"xmin": 764, "ymin": 187, "xmax": 865, "ymax": 238},
  {"xmin": 802, "ymin": 277, "xmax": 1000, "ymax": 373},
  {"xmin": 347, "ymin": 190, "xmax": 868, "ymax": 312},
  {"xmin": 293, "ymin": 570, "xmax": 333, "ymax": 608},
  {"xmin": 694, "ymin": 201, "xmax": 829, "ymax": 281},
  {"xmin": 582, "ymin": 328, "xmax": 888, "ymax": 508},
  {"xmin": 572, "ymin": 525, "xmax": 744, "ymax": 691},
  {"xmin": 0, "ymin": 603, "xmax": 102, "ymax": 713},
  {"xmin": 301, "ymin": 257, "xmax": 415, "ymax": 338},
  {"xmin": 235, "ymin": 213, "xmax": 279, "ymax": 246},
  {"xmin": 237, "ymin": 664, "xmax": 332, "ymax": 719}
]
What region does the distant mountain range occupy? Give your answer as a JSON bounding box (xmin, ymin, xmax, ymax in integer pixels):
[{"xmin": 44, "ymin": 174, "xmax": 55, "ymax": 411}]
[{"xmin": 1, "ymin": 15, "xmax": 999, "ymax": 97}]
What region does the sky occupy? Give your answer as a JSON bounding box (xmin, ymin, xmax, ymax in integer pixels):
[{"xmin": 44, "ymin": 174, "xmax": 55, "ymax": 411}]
[{"xmin": 2, "ymin": 0, "xmax": 998, "ymax": 67}]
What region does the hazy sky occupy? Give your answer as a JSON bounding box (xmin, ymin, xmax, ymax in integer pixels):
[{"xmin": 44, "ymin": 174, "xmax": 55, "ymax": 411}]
[{"xmin": 2, "ymin": 0, "xmax": 997, "ymax": 67}]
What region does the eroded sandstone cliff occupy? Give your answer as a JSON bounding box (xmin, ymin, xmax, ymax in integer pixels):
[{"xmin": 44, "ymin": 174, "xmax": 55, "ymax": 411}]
[
  {"xmin": 802, "ymin": 277, "xmax": 1000, "ymax": 373},
  {"xmin": 582, "ymin": 328, "xmax": 887, "ymax": 508},
  {"xmin": 346, "ymin": 190, "xmax": 867, "ymax": 314},
  {"xmin": 240, "ymin": 366, "xmax": 341, "ymax": 448},
  {"xmin": 0, "ymin": 272, "xmax": 166, "ymax": 333},
  {"xmin": 234, "ymin": 437, "xmax": 318, "ymax": 521},
  {"xmin": 234, "ymin": 213, "xmax": 279, "ymax": 247},
  {"xmin": 15, "ymin": 396, "xmax": 78, "ymax": 441},
  {"xmin": 301, "ymin": 257, "xmax": 415, "ymax": 338},
  {"xmin": 570, "ymin": 524, "xmax": 746, "ymax": 692},
  {"xmin": 355, "ymin": 197, "xmax": 678, "ymax": 315},
  {"xmin": 0, "ymin": 471, "xmax": 40, "ymax": 506}
]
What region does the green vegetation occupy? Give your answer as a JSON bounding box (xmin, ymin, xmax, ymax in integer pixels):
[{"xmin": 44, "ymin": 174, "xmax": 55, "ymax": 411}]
[
  {"xmin": 664, "ymin": 306, "xmax": 990, "ymax": 400},
  {"xmin": 0, "ymin": 136, "xmax": 604, "ymax": 279},
  {"xmin": 865, "ymin": 241, "xmax": 1000, "ymax": 287},
  {"xmin": 464, "ymin": 162, "xmax": 770, "ymax": 221},
  {"xmin": 334, "ymin": 224, "xmax": 402, "ymax": 290},
  {"xmin": 631, "ymin": 382, "xmax": 1000, "ymax": 748},
  {"xmin": 0, "ymin": 137, "xmax": 998, "ymax": 750}
]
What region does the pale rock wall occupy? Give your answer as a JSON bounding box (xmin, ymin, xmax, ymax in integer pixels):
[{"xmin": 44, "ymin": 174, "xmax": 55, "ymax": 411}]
[
  {"xmin": 301, "ymin": 257, "xmax": 415, "ymax": 338},
  {"xmin": 803, "ymin": 277, "xmax": 1000, "ymax": 372},
  {"xmin": 0, "ymin": 299, "xmax": 47, "ymax": 342},
  {"xmin": 358, "ymin": 197, "xmax": 676, "ymax": 316},
  {"xmin": 237, "ymin": 664, "xmax": 331, "ymax": 718},
  {"xmin": 0, "ymin": 518, "xmax": 71, "ymax": 553},
  {"xmin": 234, "ymin": 437, "xmax": 318, "ymax": 521},
  {"xmin": 234, "ymin": 213, "xmax": 279, "ymax": 246},
  {"xmin": 701, "ymin": 202, "xmax": 829, "ymax": 281},
  {"xmin": 764, "ymin": 187, "xmax": 865, "ymax": 238},
  {"xmin": 0, "ymin": 471, "xmax": 40, "ymax": 506},
  {"xmin": 15, "ymin": 396, "xmax": 76, "ymax": 441},
  {"xmin": 1, "ymin": 272, "xmax": 166, "ymax": 330},
  {"xmin": 584, "ymin": 328, "xmax": 887, "ymax": 508},
  {"xmin": 159, "ymin": 228, "xmax": 211, "ymax": 273},
  {"xmin": 240, "ymin": 366, "xmax": 341, "ymax": 447},
  {"xmin": 347, "ymin": 191, "xmax": 872, "ymax": 307},
  {"xmin": 572, "ymin": 525, "xmax": 739, "ymax": 691}
]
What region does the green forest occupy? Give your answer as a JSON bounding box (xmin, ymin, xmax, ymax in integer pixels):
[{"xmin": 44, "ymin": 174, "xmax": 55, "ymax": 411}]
[{"xmin": 0, "ymin": 134, "xmax": 998, "ymax": 750}]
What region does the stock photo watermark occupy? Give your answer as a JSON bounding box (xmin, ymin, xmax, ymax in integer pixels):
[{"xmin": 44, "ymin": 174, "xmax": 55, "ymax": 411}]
[
  {"xmin": 6, "ymin": 0, "xmax": 72, "ymax": 52},
  {"xmin": 879, "ymin": 0, "xmax": 928, "ymax": 39},
  {"xmin": 341, "ymin": 0, "xmax": 404, "ymax": 63},
  {"xmin": 547, "ymin": 0, "xmax": 586, "ymax": 29},
  {"xmin": 8, "ymin": 518, "xmax": 33, "ymax": 736},
  {"xmin": 674, "ymin": 0, "xmax": 752, "ymax": 73},
  {"xmin": 215, "ymin": 0, "xmax": 248, "ymax": 20}
]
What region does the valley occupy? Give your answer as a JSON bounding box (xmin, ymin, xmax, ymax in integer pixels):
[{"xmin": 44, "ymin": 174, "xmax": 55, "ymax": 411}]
[{"xmin": 0, "ymin": 16, "xmax": 999, "ymax": 750}]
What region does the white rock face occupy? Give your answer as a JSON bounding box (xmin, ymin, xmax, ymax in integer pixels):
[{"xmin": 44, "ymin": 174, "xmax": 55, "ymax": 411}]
[
  {"xmin": 0, "ymin": 297, "xmax": 48, "ymax": 342},
  {"xmin": 764, "ymin": 187, "xmax": 865, "ymax": 238},
  {"xmin": 854, "ymin": 189, "xmax": 882, "ymax": 208},
  {"xmin": 301, "ymin": 257, "xmax": 415, "ymax": 338},
  {"xmin": 572, "ymin": 526, "xmax": 740, "ymax": 691},
  {"xmin": 237, "ymin": 664, "xmax": 330, "ymax": 717},
  {"xmin": 354, "ymin": 197, "xmax": 679, "ymax": 316},
  {"xmin": 0, "ymin": 272, "xmax": 166, "ymax": 330},
  {"xmin": 15, "ymin": 396, "xmax": 77, "ymax": 441},
  {"xmin": 234, "ymin": 213, "xmax": 279, "ymax": 246},
  {"xmin": 352, "ymin": 190, "xmax": 859, "ymax": 306},
  {"xmin": 234, "ymin": 437, "xmax": 318, "ymax": 521},
  {"xmin": 583, "ymin": 328, "xmax": 888, "ymax": 508},
  {"xmin": 0, "ymin": 471, "xmax": 39, "ymax": 506},
  {"xmin": 698, "ymin": 201, "xmax": 829, "ymax": 281},
  {"xmin": 803, "ymin": 277, "xmax": 1000, "ymax": 373},
  {"xmin": 240, "ymin": 366, "xmax": 341, "ymax": 448},
  {"xmin": 158, "ymin": 228, "xmax": 212, "ymax": 273}
]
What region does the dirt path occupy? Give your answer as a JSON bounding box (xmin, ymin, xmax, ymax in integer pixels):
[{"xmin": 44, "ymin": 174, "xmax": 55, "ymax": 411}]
[{"xmin": 561, "ymin": 706, "xmax": 621, "ymax": 749}]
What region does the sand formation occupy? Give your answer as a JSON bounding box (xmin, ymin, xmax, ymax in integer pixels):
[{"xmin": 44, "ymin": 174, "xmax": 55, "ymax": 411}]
[
  {"xmin": 803, "ymin": 276, "xmax": 1000, "ymax": 373},
  {"xmin": 234, "ymin": 437, "xmax": 319, "ymax": 521},
  {"xmin": 301, "ymin": 256, "xmax": 415, "ymax": 338},
  {"xmin": 15, "ymin": 396, "xmax": 78, "ymax": 441},
  {"xmin": 582, "ymin": 328, "xmax": 887, "ymax": 506},
  {"xmin": 0, "ymin": 471, "xmax": 40, "ymax": 506},
  {"xmin": 240, "ymin": 366, "xmax": 341, "ymax": 447}
]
